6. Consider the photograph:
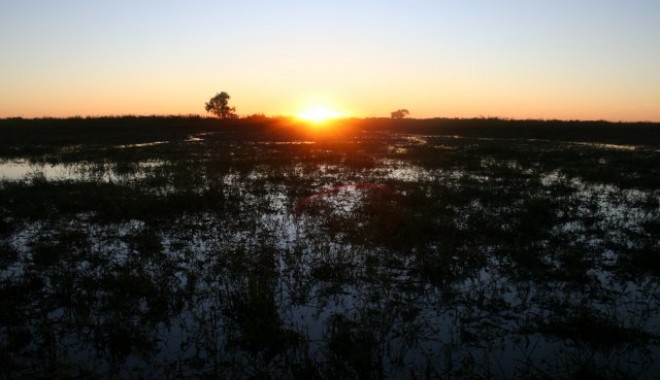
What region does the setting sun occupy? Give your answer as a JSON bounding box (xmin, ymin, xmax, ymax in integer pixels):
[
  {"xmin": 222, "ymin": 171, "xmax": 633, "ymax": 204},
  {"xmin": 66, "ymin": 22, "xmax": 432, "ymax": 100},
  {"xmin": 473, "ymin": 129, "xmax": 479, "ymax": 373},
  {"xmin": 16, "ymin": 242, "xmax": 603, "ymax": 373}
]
[{"xmin": 297, "ymin": 106, "xmax": 342, "ymax": 123}]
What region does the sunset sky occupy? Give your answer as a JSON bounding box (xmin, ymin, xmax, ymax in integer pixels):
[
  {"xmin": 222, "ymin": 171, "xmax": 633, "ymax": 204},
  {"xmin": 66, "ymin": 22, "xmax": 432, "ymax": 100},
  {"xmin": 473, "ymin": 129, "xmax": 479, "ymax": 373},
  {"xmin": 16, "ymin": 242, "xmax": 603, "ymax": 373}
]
[{"xmin": 1, "ymin": 0, "xmax": 659, "ymax": 121}]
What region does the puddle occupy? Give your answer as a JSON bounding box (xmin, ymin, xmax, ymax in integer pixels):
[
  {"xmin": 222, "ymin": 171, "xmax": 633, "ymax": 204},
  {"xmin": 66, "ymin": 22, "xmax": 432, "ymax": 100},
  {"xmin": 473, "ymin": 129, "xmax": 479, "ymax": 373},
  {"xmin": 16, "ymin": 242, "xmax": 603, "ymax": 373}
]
[
  {"xmin": 378, "ymin": 158, "xmax": 436, "ymax": 182},
  {"xmin": 569, "ymin": 141, "xmax": 639, "ymax": 151},
  {"xmin": 1, "ymin": 159, "xmax": 77, "ymax": 181},
  {"xmin": 115, "ymin": 141, "xmax": 169, "ymax": 148},
  {"xmin": 0, "ymin": 159, "xmax": 164, "ymax": 181}
]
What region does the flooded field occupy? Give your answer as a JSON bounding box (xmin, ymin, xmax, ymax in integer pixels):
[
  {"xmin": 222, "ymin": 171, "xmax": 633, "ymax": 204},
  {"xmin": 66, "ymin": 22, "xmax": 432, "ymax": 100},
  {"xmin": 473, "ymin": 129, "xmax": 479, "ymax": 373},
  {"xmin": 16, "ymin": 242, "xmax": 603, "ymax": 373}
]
[{"xmin": 1, "ymin": 118, "xmax": 659, "ymax": 379}]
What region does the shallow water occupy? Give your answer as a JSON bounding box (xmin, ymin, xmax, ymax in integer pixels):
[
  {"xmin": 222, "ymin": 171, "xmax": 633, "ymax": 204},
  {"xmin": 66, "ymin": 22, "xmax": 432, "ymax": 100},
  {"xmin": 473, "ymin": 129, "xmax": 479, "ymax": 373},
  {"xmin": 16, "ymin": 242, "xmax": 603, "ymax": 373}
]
[
  {"xmin": 0, "ymin": 159, "xmax": 164, "ymax": 182},
  {"xmin": 1, "ymin": 133, "xmax": 659, "ymax": 379}
]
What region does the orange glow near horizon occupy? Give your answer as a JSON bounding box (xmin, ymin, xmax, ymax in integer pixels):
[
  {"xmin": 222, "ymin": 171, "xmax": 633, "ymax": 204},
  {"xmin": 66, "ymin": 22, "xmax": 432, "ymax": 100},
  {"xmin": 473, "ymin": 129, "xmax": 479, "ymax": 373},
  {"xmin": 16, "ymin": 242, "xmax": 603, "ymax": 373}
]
[
  {"xmin": 296, "ymin": 106, "xmax": 343, "ymax": 123},
  {"xmin": 292, "ymin": 96, "xmax": 350, "ymax": 123}
]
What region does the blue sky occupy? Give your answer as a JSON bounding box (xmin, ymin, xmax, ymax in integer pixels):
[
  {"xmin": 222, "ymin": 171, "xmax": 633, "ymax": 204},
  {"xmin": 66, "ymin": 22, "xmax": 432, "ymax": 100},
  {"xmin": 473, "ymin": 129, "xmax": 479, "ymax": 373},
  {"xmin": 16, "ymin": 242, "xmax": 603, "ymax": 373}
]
[{"xmin": 1, "ymin": 0, "xmax": 659, "ymax": 120}]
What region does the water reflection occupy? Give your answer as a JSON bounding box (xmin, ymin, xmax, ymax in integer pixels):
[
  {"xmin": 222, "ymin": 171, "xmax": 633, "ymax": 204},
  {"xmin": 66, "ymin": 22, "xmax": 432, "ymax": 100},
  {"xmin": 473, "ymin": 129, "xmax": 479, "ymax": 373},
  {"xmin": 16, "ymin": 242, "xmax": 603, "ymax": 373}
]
[
  {"xmin": 0, "ymin": 159, "xmax": 164, "ymax": 182},
  {"xmin": 1, "ymin": 134, "xmax": 659, "ymax": 378}
]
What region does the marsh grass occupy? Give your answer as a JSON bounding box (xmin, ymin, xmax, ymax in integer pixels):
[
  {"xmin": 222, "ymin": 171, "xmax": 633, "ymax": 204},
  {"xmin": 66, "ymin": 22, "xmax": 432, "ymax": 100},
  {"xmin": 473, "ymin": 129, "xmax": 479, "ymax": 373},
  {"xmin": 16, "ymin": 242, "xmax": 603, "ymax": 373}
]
[{"xmin": 1, "ymin": 117, "xmax": 659, "ymax": 378}]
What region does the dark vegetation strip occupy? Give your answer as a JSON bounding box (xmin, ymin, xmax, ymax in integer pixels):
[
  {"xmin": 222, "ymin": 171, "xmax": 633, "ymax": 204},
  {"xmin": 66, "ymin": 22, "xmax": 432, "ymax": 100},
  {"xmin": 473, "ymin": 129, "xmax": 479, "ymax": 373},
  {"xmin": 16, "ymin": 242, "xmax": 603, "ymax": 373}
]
[{"xmin": 1, "ymin": 116, "xmax": 659, "ymax": 155}]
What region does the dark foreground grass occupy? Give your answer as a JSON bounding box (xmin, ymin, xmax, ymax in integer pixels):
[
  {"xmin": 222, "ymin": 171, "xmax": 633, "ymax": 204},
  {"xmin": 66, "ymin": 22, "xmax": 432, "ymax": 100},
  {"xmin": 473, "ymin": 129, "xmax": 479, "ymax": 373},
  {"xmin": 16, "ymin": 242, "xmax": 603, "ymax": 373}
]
[{"xmin": 1, "ymin": 116, "xmax": 659, "ymax": 379}]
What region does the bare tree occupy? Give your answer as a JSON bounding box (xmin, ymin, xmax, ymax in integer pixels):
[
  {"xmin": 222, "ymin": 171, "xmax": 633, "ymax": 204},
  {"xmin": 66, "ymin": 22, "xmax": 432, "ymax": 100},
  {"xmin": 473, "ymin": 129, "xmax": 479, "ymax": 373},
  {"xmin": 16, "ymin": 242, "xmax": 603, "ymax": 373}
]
[
  {"xmin": 205, "ymin": 92, "xmax": 238, "ymax": 119},
  {"xmin": 390, "ymin": 109, "xmax": 410, "ymax": 119}
]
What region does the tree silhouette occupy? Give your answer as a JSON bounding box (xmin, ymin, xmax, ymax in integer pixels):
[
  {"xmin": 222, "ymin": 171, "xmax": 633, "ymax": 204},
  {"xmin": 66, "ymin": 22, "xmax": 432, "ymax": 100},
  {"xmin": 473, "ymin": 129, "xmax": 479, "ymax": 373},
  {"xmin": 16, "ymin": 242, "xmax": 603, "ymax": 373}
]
[
  {"xmin": 390, "ymin": 109, "xmax": 410, "ymax": 119},
  {"xmin": 205, "ymin": 92, "xmax": 238, "ymax": 119}
]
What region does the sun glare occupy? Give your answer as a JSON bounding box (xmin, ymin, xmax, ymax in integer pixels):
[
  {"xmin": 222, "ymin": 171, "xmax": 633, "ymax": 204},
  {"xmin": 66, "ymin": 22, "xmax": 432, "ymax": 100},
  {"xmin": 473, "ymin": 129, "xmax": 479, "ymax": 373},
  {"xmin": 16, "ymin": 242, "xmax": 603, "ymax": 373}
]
[{"xmin": 297, "ymin": 106, "xmax": 342, "ymax": 123}]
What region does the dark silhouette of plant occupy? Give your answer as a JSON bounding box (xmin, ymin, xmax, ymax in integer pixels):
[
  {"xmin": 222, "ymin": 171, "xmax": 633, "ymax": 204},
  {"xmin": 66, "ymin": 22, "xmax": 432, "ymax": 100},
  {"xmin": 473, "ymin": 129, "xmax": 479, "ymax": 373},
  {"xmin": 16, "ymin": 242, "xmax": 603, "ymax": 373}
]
[
  {"xmin": 390, "ymin": 109, "xmax": 409, "ymax": 119},
  {"xmin": 205, "ymin": 91, "xmax": 238, "ymax": 119}
]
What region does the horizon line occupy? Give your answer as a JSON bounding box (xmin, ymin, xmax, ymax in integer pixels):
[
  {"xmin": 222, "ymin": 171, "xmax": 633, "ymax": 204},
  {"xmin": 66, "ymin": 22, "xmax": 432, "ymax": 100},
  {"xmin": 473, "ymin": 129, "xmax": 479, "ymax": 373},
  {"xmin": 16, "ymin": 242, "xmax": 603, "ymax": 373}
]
[{"xmin": 2, "ymin": 113, "xmax": 660, "ymax": 124}]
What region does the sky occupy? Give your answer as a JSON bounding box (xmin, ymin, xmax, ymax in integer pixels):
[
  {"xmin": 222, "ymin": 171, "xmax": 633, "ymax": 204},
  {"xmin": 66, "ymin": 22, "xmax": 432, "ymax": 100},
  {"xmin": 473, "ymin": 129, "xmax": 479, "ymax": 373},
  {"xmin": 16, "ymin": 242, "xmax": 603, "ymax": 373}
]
[{"xmin": 1, "ymin": 0, "xmax": 659, "ymax": 121}]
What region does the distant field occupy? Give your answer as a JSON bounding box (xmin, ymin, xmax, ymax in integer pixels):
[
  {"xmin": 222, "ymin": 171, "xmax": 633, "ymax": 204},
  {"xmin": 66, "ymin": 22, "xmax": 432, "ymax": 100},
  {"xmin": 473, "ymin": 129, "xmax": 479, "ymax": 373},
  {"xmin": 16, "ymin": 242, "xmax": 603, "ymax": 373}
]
[
  {"xmin": 2, "ymin": 116, "xmax": 660, "ymax": 150},
  {"xmin": 1, "ymin": 117, "xmax": 659, "ymax": 379}
]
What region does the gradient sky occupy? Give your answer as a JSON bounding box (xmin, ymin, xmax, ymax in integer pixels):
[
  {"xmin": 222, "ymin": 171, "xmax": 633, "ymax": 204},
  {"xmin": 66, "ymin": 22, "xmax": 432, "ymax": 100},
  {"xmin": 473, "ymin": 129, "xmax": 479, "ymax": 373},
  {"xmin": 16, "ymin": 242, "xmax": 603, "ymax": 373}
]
[{"xmin": 1, "ymin": 0, "xmax": 659, "ymax": 121}]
